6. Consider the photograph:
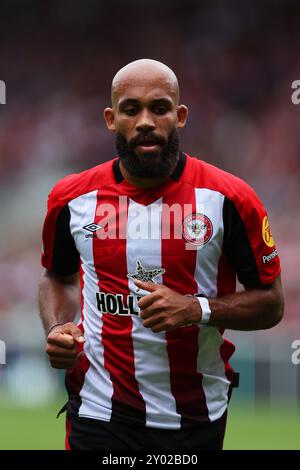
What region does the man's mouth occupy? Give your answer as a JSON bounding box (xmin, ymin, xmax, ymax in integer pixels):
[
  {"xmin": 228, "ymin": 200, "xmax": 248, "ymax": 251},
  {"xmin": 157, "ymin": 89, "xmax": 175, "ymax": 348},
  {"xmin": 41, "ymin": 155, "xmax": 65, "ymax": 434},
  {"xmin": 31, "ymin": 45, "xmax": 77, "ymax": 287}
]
[
  {"xmin": 134, "ymin": 138, "xmax": 163, "ymax": 154},
  {"xmin": 135, "ymin": 143, "xmax": 162, "ymax": 153}
]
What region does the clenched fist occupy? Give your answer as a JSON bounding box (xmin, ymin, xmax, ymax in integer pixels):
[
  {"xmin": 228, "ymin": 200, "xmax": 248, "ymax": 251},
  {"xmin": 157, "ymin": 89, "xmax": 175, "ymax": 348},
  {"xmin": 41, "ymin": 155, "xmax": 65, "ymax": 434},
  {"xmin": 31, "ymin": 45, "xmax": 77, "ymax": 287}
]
[{"xmin": 45, "ymin": 322, "xmax": 85, "ymax": 369}]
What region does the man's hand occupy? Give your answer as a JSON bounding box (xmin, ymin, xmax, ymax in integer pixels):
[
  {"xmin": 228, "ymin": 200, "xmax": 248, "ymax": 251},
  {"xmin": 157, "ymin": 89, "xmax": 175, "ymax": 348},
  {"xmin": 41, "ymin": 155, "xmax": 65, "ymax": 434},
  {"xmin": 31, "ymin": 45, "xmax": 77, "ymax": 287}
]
[
  {"xmin": 45, "ymin": 322, "xmax": 85, "ymax": 369},
  {"xmin": 134, "ymin": 280, "xmax": 201, "ymax": 333}
]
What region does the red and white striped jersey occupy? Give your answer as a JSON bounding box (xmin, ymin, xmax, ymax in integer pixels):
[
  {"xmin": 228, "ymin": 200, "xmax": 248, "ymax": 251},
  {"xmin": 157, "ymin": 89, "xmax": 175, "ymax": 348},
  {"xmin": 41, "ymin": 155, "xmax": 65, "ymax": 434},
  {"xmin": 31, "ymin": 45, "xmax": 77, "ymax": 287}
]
[{"xmin": 41, "ymin": 152, "xmax": 281, "ymax": 429}]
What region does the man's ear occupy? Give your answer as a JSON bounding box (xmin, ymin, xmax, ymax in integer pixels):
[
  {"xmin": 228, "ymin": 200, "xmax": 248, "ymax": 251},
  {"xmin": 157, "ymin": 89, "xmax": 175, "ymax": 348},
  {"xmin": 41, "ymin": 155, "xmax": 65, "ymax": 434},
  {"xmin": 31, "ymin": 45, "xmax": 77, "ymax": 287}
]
[
  {"xmin": 177, "ymin": 104, "xmax": 188, "ymax": 128},
  {"xmin": 103, "ymin": 107, "xmax": 116, "ymax": 131}
]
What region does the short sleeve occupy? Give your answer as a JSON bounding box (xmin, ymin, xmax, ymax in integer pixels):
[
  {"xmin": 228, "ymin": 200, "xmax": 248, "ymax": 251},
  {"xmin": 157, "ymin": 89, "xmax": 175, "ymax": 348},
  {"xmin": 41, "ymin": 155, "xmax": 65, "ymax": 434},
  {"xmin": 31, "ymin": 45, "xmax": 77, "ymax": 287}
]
[
  {"xmin": 41, "ymin": 192, "xmax": 79, "ymax": 276},
  {"xmin": 223, "ymin": 190, "xmax": 281, "ymax": 287}
]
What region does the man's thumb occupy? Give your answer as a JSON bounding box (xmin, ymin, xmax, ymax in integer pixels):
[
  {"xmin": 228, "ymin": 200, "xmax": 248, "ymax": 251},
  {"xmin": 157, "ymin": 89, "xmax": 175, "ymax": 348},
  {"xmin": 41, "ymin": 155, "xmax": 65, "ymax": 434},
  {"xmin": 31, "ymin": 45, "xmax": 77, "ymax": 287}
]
[{"xmin": 72, "ymin": 329, "xmax": 85, "ymax": 343}]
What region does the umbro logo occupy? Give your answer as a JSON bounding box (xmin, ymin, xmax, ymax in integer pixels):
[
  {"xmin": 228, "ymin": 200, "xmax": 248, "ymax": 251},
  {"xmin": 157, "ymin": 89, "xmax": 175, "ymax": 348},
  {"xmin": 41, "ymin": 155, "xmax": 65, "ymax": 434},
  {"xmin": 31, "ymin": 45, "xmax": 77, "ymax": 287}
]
[
  {"xmin": 83, "ymin": 223, "xmax": 103, "ymax": 233},
  {"xmin": 83, "ymin": 223, "xmax": 103, "ymax": 238}
]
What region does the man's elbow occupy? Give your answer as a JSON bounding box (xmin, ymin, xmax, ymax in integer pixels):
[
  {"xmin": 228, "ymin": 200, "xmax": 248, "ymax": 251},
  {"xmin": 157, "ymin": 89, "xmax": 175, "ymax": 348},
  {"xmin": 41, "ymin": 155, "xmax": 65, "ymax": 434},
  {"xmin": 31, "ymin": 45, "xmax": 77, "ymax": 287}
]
[{"xmin": 266, "ymin": 291, "xmax": 284, "ymax": 328}]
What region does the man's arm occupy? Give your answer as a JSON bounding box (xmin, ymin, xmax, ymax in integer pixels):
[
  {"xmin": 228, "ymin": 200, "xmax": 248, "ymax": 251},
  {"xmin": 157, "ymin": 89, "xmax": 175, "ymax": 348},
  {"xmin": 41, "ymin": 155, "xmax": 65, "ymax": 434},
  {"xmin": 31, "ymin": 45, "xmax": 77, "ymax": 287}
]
[
  {"xmin": 39, "ymin": 269, "xmax": 80, "ymax": 332},
  {"xmin": 206, "ymin": 276, "xmax": 284, "ymax": 330},
  {"xmin": 38, "ymin": 269, "xmax": 85, "ymax": 369},
  {"xmin": 134, "ymin": 275, "xmax": 284, "ymax": 333}
]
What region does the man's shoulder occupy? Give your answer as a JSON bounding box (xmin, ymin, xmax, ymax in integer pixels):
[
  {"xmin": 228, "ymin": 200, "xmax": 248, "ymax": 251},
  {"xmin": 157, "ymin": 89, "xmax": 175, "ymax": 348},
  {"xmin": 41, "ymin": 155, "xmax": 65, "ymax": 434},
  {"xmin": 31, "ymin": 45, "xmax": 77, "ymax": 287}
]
[
  {"xmin": 48, "ymin": 158, "xmax": 116, "ymax": 205},
  {"xmin": 185, "ymin": 154, "xmax": 260, "ymax": 207}
]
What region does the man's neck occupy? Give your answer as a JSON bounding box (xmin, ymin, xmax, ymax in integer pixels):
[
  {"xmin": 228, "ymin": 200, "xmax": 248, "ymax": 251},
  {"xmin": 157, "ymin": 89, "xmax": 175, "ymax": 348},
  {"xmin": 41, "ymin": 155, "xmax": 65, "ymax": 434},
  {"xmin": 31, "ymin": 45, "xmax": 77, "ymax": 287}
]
[{"xmin": 119, "ymin": 154, "xmax": 179, "ymax": 189}]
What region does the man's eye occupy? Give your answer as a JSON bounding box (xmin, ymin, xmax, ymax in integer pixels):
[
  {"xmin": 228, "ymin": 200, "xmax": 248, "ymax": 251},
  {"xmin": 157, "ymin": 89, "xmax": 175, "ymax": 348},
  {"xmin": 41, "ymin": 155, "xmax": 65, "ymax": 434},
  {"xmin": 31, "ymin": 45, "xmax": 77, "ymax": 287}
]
[
  {"xmin": 124, "ymin": 108, "xmax": 137, "ymax": 116},
  {"xmin": 154, "ymin": 107, "xmax": 168, "ymax": 114}
]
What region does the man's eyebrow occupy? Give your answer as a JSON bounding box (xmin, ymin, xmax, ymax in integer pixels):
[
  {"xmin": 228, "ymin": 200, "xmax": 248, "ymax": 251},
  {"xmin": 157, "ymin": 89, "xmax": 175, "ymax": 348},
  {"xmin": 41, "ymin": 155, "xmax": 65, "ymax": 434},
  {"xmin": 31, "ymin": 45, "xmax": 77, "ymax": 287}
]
[
  {"xmin": 151, "ymin": 98, "xmax": 173, "ymax": 106},
  {"xmin": 118, "ymin": 97, "xmax": 173, "ymax": 107},
  {"xmin": 118, "ymin": 98, "xmax": 140, "ymax": 107}
]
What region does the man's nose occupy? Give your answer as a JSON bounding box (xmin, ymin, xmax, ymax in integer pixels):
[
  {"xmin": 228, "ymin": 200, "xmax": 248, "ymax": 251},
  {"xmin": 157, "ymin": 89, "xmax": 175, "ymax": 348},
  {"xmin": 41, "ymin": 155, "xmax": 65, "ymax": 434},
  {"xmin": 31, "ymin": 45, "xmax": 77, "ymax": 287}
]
[{"xmin": 136, "ymin": 109, "xmax": 155, "ymax": 132}]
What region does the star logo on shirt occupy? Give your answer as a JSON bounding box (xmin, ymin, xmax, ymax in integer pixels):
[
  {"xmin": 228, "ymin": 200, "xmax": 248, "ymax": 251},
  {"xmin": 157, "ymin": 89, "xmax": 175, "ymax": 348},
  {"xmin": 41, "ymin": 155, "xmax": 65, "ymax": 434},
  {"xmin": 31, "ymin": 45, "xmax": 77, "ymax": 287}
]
[{"xmin": 127, "ymin": 260, "xmax": 165, "ymax": 283}]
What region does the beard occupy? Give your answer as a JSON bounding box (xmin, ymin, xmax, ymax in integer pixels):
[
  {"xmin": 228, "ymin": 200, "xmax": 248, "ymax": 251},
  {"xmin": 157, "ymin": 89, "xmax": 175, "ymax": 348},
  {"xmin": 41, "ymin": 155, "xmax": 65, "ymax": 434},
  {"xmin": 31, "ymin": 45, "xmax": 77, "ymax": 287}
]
[{"xmin": 116, "ymin": 128, "xmax": 180, "ymax": 178}]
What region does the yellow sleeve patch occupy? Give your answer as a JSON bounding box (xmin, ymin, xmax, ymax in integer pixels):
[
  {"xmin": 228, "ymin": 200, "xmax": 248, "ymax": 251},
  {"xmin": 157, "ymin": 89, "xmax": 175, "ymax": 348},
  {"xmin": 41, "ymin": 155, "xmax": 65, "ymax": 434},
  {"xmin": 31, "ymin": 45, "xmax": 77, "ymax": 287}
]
[{"xmin": 262, "ymin": 215, "xmax": 275, "ymax": 248}]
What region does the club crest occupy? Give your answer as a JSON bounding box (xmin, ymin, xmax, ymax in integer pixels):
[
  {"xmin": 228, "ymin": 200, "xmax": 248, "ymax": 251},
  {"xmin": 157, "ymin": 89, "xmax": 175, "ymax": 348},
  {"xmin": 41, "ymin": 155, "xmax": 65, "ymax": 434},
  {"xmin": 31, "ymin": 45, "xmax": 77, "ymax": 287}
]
[{"xmin": 182, "ymin": 213, "xmax": 213, "ymax": 246}]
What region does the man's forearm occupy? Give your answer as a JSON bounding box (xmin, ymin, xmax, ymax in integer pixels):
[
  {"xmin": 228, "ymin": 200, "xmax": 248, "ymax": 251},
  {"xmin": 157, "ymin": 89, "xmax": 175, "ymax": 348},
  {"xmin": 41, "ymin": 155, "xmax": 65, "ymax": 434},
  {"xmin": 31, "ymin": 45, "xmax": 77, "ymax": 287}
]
[
  {"xmin": 206, "ymin": 277, "xmax": 284, "ymax": 331},
  {"xmin": 38, "ymin": 270, "xmax": 80, "ymax": 334},
  {"xmin": 135, "ymin": 276, "xmax": 284, "ymax": 333}
]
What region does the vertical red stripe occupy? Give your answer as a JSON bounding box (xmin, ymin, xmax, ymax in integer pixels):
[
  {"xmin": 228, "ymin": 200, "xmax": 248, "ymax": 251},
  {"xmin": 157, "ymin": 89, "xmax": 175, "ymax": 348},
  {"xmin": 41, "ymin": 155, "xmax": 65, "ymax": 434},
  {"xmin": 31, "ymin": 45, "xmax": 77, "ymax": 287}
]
[
  {"xmin": 93, "ymin": 188, "xmax": 146, "ymax": 421},
  {"xmin": 219, "ymin": 340, "xmax": 235, "ymax": 384},
  {"xmin": 65, "ymin": 417, "xmax": 72, "ymax": 450},
  {"xmin": 79, "ymin": 262, "xmax": 85, "ymax": 323},
  {"xmin": 161, "ymin": 182, "xmax": 209, "ymax": 425}
]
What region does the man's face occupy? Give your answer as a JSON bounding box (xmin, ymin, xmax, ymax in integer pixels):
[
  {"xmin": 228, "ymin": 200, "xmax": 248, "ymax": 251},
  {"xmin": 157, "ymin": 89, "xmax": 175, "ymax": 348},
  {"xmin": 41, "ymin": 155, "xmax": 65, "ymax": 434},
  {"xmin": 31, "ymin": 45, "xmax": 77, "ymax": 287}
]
[{"xmin": 104, "ymin": 81, "xmax": 188, "ymax": 178}]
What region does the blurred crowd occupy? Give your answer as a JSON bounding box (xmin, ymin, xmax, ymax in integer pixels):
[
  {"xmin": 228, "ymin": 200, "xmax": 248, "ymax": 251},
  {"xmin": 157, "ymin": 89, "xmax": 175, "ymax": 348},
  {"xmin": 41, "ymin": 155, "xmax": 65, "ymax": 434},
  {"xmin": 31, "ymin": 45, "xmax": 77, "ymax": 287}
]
[{"xmin": 0, "ymin": 0, "xmax": 299, "ymax": 326}]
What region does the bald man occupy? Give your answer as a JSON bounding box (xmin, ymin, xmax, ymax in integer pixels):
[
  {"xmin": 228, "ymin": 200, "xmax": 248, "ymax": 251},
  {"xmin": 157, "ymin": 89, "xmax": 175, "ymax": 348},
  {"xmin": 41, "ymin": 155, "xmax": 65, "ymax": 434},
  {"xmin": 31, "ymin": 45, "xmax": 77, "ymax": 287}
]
[{"xmin": 39, "ymin": 59, "xmax": 284, "ymax": 450}]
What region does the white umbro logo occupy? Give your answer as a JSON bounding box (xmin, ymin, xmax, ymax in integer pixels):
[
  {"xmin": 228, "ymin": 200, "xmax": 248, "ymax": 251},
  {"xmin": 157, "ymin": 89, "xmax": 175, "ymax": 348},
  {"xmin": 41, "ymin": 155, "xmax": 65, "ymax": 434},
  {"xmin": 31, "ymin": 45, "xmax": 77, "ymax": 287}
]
[{"xmin": 83, "ymin": 223, "xmax": 103, "ymax": 233}]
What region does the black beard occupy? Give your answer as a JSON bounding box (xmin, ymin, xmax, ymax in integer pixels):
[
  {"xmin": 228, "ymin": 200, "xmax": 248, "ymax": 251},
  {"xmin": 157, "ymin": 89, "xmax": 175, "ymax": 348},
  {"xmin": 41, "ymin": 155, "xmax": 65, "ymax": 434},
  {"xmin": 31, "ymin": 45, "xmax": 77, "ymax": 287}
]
[{"xmin": 116, "ymin": 129, "xmax": 180, "ymax": 178}]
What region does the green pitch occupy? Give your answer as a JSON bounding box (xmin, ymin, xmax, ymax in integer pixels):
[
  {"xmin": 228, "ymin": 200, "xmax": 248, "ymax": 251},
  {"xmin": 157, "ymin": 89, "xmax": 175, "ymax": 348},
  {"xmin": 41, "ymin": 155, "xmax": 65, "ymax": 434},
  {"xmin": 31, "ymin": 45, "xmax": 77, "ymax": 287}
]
[
  {"xmin": 0, "ymin": 399, "xmax": 299, "ymax": 450},
  {"xmin": 224, "ymin": 401, "xmax": 300, "ymax": 450}
]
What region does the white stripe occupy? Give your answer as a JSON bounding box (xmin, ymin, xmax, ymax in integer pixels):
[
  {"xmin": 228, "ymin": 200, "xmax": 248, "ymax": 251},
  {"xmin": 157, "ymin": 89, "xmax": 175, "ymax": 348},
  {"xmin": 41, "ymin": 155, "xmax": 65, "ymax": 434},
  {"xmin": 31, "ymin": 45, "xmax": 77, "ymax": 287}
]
[
  {"xmin": 194, "ymin": 188, "xmax": 231, "ymax": 421},
  {"xmin": 194, "ymin": 188, "xmax": 224, "ymax": 298},
  {"xmin": 126, "ymin": 197, "xmax": 182, "ymax": 429},
  {"xmin": 197, "ymin": 326, "xmax": 231, "ymax": 421},
  {"xmin": 69, "ymin": 191, "xmax": 114, "ymax": 420}
]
